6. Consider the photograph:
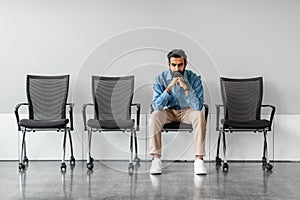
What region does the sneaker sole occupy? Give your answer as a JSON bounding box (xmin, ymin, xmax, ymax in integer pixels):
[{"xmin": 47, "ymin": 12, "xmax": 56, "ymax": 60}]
[
  {"xmin": 150, "ymin": 171, "xmax": 161, "ymax": 175},
  {"xmin": 195, "ymin": 172, "xmax": 207, "ymax": 175}
]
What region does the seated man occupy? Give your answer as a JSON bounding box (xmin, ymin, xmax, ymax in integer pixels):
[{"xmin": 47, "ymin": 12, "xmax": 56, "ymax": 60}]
[{"xmin": 149, "ymin": 49, "xmax": 207, "ymax": 175}]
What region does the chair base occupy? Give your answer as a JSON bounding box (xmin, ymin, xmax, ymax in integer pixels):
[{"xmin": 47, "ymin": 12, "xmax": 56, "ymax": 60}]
[
  {"xmin": 86, "ymin": 127, "xmax": 140, "ymax": 173},
  {"xmin": 215, "ymin": 157, "xmax": 273, "ymax": 172},
  {"xmin": 86, "ymin": 156, "xmax": 141, "ymax": 172},
  {"xmin": 18, "ymin": 127, "xmax": 75, "ymax": 172},
  {"xmin": 18, "ymin": 156, "xmax": 75, "ymax": 172},
  {"xmin": 215, "ymin": 128, "xmax": 273, "ymax": 172}
]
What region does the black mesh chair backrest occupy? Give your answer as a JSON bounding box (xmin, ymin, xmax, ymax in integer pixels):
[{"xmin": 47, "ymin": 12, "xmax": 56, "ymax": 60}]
[
  {"xmin": 220, "ymin": 77, "xmax": 263, "ymax": 121},
  {"xmin": 92, "ymin": 75, "xmax": 134, "ymax": 121},
  {"xmin": 27, "ymin": 75, "xmax": 69, "ymax": 120}
]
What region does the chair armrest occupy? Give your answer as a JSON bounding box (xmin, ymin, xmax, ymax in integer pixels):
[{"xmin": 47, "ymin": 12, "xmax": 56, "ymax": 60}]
[
  {"xmin": 261, "ymin": 104, "xmax": 276, "ymax": 130},
  {"xmin": 82, "ymin": 103, "xmax": 94, "ymax": 131},
  {"xmin": 14, "ymin": 103, "xmax": 28, "ymax": 131},
  {"xmin": 66, "ymin": 103, "xmax": 75, "ymax": 131},
  {"xmin": 215, "ymin": 104, "xmax": 224, "ymax": 131},
  {"xmin": 131, "ymin": 103, "xmax": 141, "ymax": 131},
  {"xmin": 203, "ymin": 104, "xmax": 209, "ymax": 122}
]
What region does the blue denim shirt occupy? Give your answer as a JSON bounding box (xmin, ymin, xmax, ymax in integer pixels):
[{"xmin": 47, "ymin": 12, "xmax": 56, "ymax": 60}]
[{"xmin": 152, "ymin": 69, "xmax": 204, "ymax": 111}]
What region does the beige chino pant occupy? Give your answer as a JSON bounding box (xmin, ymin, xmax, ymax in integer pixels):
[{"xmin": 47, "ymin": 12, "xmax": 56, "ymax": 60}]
[{"xmin": 149, "ymin": 108, "xmax": 206, "ymax": 156}]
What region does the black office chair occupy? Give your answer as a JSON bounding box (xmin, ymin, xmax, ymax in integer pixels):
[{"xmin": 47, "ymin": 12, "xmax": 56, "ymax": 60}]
[
  {"xmin": 82, "ymin": 75, "xmax": 141, "ymax": 171},
  {"xmin": 15, "ymin": 75, "xmax": 75, "ymax": 171},
  {"xmin": 215, "ymin": 77, "xmax": 275, "ymax": 172}
]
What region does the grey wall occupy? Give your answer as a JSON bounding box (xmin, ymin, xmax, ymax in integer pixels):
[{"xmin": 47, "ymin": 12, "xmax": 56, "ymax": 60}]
[{"xmin": 1, "ymin": 0, "xmax": 300, "ymax": 161}]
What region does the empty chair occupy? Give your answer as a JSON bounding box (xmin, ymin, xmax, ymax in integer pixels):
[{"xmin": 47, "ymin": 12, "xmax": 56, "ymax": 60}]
[
  {"xmin": 15, "ymin": 75, "xmax": 75, "ymax": 171},
  {"xmin": 215, "ymin": 77, "xmax": 275, "ymax": 172},
  {"xmin": 82, "ymin": 75, "xmax": 141, "ymax": 171}
]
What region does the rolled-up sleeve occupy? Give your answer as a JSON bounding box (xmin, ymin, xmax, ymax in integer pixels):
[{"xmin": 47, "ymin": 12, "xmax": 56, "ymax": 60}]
[{"xmin": 152, "ymin": 80, "xmax": 171, "ymax": 111}]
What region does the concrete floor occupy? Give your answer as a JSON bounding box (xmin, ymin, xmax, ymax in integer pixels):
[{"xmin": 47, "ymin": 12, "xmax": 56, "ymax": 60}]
[{"xmin": 0, "ymin": 161, "xmax": 299, "ymax": 199}]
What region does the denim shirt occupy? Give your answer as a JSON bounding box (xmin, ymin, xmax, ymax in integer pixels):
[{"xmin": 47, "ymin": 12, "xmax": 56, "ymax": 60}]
[{"xmin": 152, "ymin": 69, "xmax": 204, "ymax": 111}]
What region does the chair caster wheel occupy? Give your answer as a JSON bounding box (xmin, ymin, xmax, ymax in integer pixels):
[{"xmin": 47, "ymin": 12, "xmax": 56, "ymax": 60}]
[
  {"xmin": 23, "ymin": 157, "xmax": 29, "ymax": 165},
  {"xmin": 87, "ymin": 162, "xmax": 94, "ymax": 170},
  {"xmin": 19, "ymin": 163, "xmax": 26, "ymax": 171},
  {"xmin": 61, "ymin": 163, "xmax": 67, "ymax": 171},
  {"xmin": 134, "ymin": 157, "xmax": 140, "ymax": 164},
  {"xmin": 128, "ymin": 163, "xmax": 135, "ymax": 176},
  {"xmin": 266, "ymin": 163, "xmax": 273, "ymax": 171},
  {"xmin": 70, "ymin": 156, "xmax": 76, "ymax": 166},
  {"xmin": 216, "ymin": 157, "xmax": 222, "ymax": 166},
  {"xmin": 128, "ymin": 162, "xmax": 134, "ymax": 170},
  {"xmin": 223, "ymin": 163, "xmax": 229, "ymax": 172},
  {"xmin": 135, "ymin": 162, "xmax": 141, "ymax": 168}
]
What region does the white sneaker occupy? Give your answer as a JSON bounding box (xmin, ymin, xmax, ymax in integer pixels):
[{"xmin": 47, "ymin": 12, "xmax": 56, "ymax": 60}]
[
  {"xmin": 194, "ymin": 159, "xmax": 207, "ymax": 175},
  {"xmin": 150, "ymin": 158, "xmax": 162, "ymax": 175}
]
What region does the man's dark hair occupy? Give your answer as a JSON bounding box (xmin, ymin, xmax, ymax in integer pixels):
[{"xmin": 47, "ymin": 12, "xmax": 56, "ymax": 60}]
[{"xmin": 167, "ymin": 49, "xmax": 187, "ymax": 64}]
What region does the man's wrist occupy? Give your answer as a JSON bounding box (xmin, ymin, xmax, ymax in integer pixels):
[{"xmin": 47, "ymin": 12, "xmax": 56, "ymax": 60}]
[
  {"xmin": 166, "ymin": 87, "xmax": 171, "ymax": 94},
  {"xmin": 184, "ymin": 89, "xmax": 190, "ymax": 95}
]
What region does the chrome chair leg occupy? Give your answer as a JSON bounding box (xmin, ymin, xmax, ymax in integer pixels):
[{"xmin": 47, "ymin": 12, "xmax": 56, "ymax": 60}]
[
  {"xmin": 216, "ymin": 130, "xmax": 222, "ymax": 166},
  {"xmin": 128, "ymin": 129, "xmax": 134, "ymax": 171},
  {"xmin": 19, "ymin": 129, "xmax": 26, "ymax": 171},
  {"xmin": 133, "ymin": 129, "xmax": 140, "ymax": 164},
  {"xmin": 222, "ymin": 131, "xmax": 229, "ymax": 172},
  {"xmin": 68, "ymin": 128, "xmax": 75, "ymax": 166},
  {"xmin": 87, "ymin": 128, "xmax": 94, "ymax": 170},
  {"xmin": 263, "ymin": 130, "xmax": 273, "ymax": 171},
  {"xmin": 61, "ymin": 130, "xmax": 67, "ymax": 171}
]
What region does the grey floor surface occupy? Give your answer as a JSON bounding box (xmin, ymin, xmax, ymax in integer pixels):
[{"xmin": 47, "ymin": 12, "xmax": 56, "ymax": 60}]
[{"xmin": 0, "ymin": 161, "xmax": 299, "ymax": 200}]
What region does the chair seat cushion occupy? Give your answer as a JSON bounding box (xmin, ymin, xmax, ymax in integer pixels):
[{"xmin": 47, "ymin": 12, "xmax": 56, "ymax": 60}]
[
  {"xmin": 163, "ymin": 122, "xmax": 193, "ymax": 130},
  {"xmin": 222, "ymin": 119, "xmax": 270, "ymax": 129},
  {"xmin": 19, "ymin": 119, "xmax": 69, "ymax": 129},
  {"xmin": 87, "ymin": 119, "xmax": 134, "ymax": 129}
]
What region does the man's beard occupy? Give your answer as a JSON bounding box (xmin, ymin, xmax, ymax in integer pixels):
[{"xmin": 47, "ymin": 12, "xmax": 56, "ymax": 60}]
[{"xmin": 171, "ymin": 69, "xmax": 185, "ymax": 77}]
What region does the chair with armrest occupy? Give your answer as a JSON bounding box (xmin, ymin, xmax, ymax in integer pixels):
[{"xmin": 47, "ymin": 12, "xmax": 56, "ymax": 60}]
[
  {"xmin": 82, "ymin": 75, "xmax": 141, "ymax": 171},
  {"xmin": 215, "ymin": 77, "xmax": 275, "ymax": 172},
  {"xmin": 15, "ymin": 74, "xmax": 75, "ymax": 171}
]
